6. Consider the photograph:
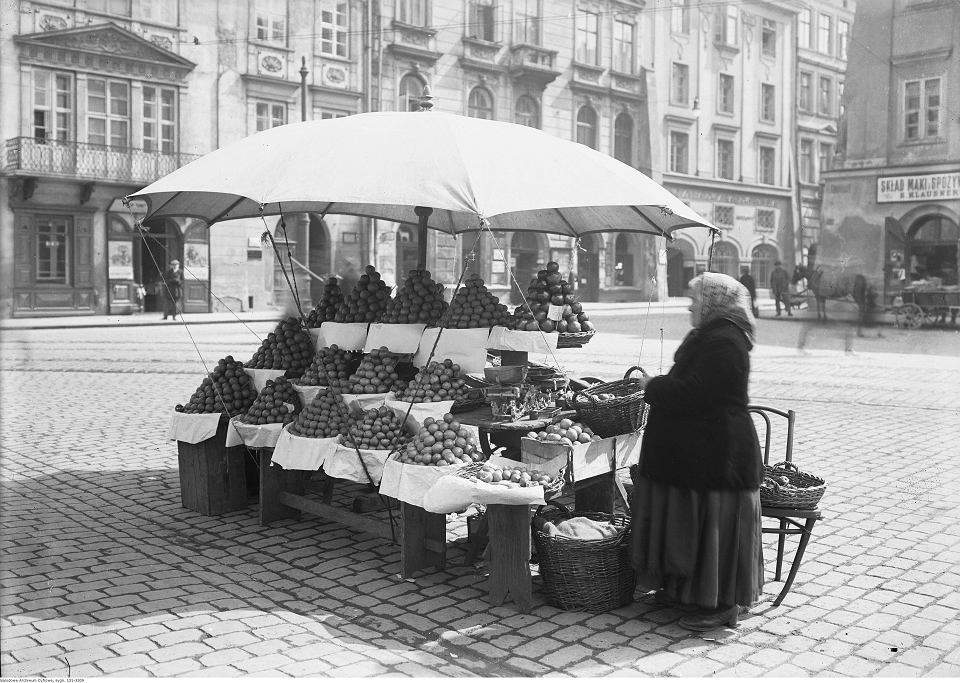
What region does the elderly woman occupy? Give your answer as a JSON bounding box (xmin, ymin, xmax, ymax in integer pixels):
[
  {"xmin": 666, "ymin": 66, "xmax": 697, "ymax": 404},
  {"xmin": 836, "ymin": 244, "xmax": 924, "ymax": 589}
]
[{"xmin": 630, "ymin": 272, "xmax": 763, "ymax": 631}]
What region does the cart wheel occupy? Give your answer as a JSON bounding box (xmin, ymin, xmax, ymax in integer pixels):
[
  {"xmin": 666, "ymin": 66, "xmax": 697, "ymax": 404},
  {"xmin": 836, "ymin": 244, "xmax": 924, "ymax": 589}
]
[{"xmin": 903, "ymin": 303, "xmax": 924, "ymax": 329}]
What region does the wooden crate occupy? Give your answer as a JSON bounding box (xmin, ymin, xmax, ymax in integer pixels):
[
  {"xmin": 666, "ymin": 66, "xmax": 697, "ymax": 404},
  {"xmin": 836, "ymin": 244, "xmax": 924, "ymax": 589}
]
[{"xmin": 177, "ymin": 416, "xmax": 250, "ymax": 516}]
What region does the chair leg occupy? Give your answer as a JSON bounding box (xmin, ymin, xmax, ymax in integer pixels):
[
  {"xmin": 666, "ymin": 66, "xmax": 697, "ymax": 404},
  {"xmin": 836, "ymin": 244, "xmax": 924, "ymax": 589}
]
[
  {"xmin": 773, "ymin": 517, "xmax": 817, "ymax": 607},
  {"xmin": 775, "ymin": 519, "xmax": 787, "ymax": 581}
]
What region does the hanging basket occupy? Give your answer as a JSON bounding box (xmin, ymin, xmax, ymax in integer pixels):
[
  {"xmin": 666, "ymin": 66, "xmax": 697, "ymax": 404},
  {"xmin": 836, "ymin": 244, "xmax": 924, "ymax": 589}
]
[
  {"xmin": 571, "ymin": 366, "xmax": 648, "ymax": 437},
  {"xmin": 760, "ymin": 461, "xmax": 826, "ymax": 510},
  {"xmin": 557, "ymin": 330, "xmax": 596, "ymax": 349}
]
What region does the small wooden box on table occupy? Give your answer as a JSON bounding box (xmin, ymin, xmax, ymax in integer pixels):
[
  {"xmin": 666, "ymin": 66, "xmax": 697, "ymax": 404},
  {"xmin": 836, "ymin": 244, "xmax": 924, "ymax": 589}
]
[{"xmin": 177, "ymin": 415, "xmax": 250, "ymax": 516}]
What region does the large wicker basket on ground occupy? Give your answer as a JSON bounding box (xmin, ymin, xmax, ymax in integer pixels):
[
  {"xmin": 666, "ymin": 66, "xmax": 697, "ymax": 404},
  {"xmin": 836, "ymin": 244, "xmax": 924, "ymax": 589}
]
[{"xmin": 572, "ymin": 366, "xmax": 648, "ymax": 437}]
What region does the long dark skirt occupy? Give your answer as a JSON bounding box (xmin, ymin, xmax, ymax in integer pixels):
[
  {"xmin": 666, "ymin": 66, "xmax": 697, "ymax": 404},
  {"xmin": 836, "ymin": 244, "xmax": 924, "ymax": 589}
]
[{"xmin": 629, "ymin": 475, "xmax": 764, "ymax": 609}]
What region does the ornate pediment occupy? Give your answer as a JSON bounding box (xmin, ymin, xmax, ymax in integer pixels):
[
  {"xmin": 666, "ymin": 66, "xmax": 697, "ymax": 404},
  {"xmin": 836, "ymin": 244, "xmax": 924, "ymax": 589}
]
[{"xmin": 15, "ymin": 23, "xmax": 195, "ymax": 83}]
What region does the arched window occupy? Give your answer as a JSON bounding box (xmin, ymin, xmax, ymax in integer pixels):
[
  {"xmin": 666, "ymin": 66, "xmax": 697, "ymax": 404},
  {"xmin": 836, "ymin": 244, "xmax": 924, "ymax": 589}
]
[
  {"xmin": 576, "ymin": 106, "xmax": 598, "ymax": 149},
  {"xmin": 709, "ymin": 241, "xmax": 739, "ymax": 278},
  {"xmin": 514, "ymin": 95, "xmax": 539, "ymax": 128},
  {"xmin": 468, "ymin": 86, "xmax": 494, "ymax": 119},
  {"xmin": 906, "ymin": 214, "xmax": 960, "ymax": 285},
  {"xmin": 614, "ymin": 233, "xmax": 634, "ymax": 286},
  {"xmin": 751, "ymin": 243, "xmax": 778, "ymax": 286},
  {"xmin": 613, "ymin": 113, "xmax": 633, "ymax": 165},
  {"xmin": 399, "ymin": 74, "xmax": 427, "ymax": 112}
]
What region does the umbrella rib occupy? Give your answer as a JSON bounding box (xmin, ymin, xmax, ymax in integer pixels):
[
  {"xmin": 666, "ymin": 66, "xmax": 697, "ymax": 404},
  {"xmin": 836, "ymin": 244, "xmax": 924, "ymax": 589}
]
[
  {"xmin": 630, "ymin": 206, "xmax": 669, "ymax": 238},
  {"xmin": 552, "ymin": 208, "xmax": 579, "ymax": 238},
  {"xmin": 208, "ymin": 197, "xmax": 251, "ymax": 226}
]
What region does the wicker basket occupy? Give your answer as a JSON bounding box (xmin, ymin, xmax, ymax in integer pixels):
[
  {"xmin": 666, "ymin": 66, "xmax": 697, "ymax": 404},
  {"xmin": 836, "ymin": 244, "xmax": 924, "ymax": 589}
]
[
  {"xmin": 572, "ymin": 366, "xmax": 648, "ymax": 438},
  {"xmin": 532, "ymin": 501, "xmax": 635, "ymax": 611},
  {"xmin": 761, "ymin": 461, "xmax": 826, "ymax": 509},
  {"xmin": 557, "ymin": 329, "xmax": 596, "ymax": 349}
]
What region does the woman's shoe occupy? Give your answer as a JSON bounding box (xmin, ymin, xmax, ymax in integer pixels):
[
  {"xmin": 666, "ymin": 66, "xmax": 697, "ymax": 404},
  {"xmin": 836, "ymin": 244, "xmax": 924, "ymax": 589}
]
[{"xmin": 678, "ymin": 605, "xmax": 740, "ymax": 631}]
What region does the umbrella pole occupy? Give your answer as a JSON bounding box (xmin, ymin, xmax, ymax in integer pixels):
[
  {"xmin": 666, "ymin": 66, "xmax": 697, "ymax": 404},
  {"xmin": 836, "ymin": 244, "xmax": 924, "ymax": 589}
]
[{"xmin": 414, "ymin": 206, "xmax": 431, "ymax": 270}]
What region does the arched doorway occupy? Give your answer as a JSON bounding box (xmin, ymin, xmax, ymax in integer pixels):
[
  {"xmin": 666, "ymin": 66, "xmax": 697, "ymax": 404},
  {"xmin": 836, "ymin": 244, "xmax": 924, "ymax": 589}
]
[
  {"xmin": 396, "ymin": 225, "xmax": 419, "ymax": 279},
  {"xmin": 579, "ymin": 234, "xmax": 601, "ymax": 301},
  {"xmin": 709, "ymin": 240, "xmax": 739, "ymax": 278},
  {"xmin": 510, "ymin": 232, "xmax": 541, "ymax": 305},
  {"xmin": 308, "ymin": 214, "xmax": 331, "ymax": 303},
  {"xmin": 138, "ymin": 219, "xmax": 181, "ymax": 313},
  {"xmin": 666, "ymin": 239, "xmax": 695, "ymax": 296},
  {"xmin": 906, "ymin": 214, "xmax": 959, "ymax": 285},
  {"xmin": 751, "ymin": 243, "xmax": 778, "ymax": 287}
]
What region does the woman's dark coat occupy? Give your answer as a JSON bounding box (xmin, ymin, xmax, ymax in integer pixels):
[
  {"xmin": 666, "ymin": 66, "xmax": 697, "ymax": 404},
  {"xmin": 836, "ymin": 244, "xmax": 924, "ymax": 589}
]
[{"xmin": 639, "ymin": 318, "xmax": 762, "ymax": 491}]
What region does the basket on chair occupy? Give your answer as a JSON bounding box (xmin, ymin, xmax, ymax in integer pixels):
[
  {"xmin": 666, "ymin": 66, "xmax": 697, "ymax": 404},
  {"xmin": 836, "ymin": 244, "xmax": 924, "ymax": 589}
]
[
  {"xmin": 571, "ymin": 366, "xmax": 648, "ymax": 437},
  {"xmin": 532, "ymin": 501, "xmax": 635, "ymax": 612},
  {"xmin": 760, "ymin": 461, "xmax": 826, "ymax": 509}
]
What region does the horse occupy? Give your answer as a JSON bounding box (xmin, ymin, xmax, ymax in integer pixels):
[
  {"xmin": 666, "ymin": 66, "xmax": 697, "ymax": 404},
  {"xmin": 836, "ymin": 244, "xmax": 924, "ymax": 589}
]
[{"xmin": 792, "ymin": 261, "xmax": 868, "ymax": 322}]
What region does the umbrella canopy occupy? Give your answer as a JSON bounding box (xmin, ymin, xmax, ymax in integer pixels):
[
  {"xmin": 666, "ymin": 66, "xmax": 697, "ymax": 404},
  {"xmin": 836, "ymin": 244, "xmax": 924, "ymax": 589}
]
[{"xmin": 127, "ymin": 111, "xmax": 714, "ymax": 238}]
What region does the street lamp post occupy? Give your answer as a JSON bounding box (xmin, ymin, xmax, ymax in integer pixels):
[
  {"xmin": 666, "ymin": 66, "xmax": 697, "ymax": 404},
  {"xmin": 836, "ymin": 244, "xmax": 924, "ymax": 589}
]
[{"xmin": 299, "ymin": 57, "xmax": 309, "ymax": 122}]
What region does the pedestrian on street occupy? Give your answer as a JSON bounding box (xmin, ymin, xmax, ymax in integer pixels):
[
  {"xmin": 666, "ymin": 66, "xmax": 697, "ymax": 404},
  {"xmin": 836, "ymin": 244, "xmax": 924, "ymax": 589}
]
[
  {"xmin": 629, "ymin": 272, "xmax": 763, "ymax": 631},
  {"xmin": 770, "ymin": 260, "xmax": 792, "ymax": 317},
  {"xmin": 161, "ymin": 259, "xmax": 183, "ymax": 320},
  {"xmin": 739, "ymin": 266, "xmax": 759, "ymax": 317},
  {"xmin": 339, "ymin": 258, "xmax": 360, "ymax": 298}
]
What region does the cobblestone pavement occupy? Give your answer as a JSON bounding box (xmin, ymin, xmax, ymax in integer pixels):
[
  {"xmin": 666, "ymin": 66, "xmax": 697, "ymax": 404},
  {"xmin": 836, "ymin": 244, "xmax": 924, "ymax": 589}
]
[{"xmin": 1, "ymin": 322, "xmax": 959, "ymax": 678}]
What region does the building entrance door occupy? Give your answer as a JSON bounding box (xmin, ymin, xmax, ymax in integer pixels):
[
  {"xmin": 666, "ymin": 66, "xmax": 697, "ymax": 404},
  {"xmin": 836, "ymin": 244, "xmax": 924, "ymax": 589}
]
[
  {"xmin": 510, "ymin": 232, "xmax": 541, "ymax": 305},
  {"xmin": 139, "ymin": 222, "xmax": 181, "ymax": 313},
  {"xmin": 579, "ymin": 234, "xmax": 600, "ymax": 301}
]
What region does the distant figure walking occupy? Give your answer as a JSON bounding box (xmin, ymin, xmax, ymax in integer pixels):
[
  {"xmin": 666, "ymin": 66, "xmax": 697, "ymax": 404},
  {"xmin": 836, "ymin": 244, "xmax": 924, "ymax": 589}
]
[
  {"xmin": 162, "ymin": 259, "xmax": 183, "ymax": 320},
  {"xmin": 770, "ymin": 261, "xmax": 792, "ymax": 317},
  {"xmin": 739, "ymin": 266, "xmax": 758, "ymax": 317}
]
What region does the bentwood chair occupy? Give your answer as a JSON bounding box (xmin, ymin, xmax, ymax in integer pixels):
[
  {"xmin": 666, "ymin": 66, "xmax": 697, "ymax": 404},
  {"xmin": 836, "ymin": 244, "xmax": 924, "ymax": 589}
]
[{"xmin": 749, "ymin": 405, "xmax": 823, "ymax": 607}]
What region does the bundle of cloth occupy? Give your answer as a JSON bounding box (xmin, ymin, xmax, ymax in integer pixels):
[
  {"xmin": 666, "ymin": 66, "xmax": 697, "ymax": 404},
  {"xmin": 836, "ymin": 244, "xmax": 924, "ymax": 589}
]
[{"xmin": 538, "ymin": 516, "xmax": 619, "ymax": 540}]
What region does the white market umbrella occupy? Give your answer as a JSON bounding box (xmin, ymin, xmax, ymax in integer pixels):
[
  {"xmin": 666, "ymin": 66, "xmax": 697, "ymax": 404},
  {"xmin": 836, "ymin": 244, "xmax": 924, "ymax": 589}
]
[{"xmin": 127, "ymin": 111, "xmax": 714, "ymax": 238}]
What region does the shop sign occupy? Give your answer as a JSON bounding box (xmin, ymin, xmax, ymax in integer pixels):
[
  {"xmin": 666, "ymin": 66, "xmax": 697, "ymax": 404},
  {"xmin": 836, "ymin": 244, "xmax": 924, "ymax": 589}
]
[
  {"xmin": 877, "ymin": 172, "xmax": 960, "ymax": 203},
  {"xmin": 108, "ymin": 241, "xmax": 134, "ymax": 280}
]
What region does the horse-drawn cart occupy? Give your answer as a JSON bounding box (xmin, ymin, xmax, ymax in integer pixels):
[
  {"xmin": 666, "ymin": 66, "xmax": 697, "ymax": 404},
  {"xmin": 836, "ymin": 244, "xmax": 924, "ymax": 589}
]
[{"xmin": 892, "ymin": 287, "xmax": 960, "ymax": 328}]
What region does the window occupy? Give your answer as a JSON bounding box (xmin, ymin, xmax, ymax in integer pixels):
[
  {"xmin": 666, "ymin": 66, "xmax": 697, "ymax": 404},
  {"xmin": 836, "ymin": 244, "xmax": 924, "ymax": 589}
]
[
  {"xmin": 33, "ymin": 70, "xmax": 73, "ymax": 143},
  {"xmin": 819, "ymin": 142, "xmax": 833, "ymax": 173},
  {"xmin": 798, "ymin": 8, "xmax": 811, "ymax": 49},
  {"xmin": 752, "ymin": 243, "xmax": 777, "ymax": 283},
  {"xmin": 758, "ymin": 144, "xmax": 776, "ymax": 185},
  {"xmin": 798, "ymin": 71, "xmax": 812, "ymax": 111},
  {"xmin": 715, "ymin": 5, "xmax": 738, "ymax": 46},
  {"xmin": 613, "ymin": 113, "xmax": 633, "ymax": 165},
  {"xmin": 142, "ymin": 86, "xmax": 175, "ymax": 153},
  {"xmin": 136, "ymin": 0, "xmax": 176, "ymax": 23},
  {"xmin": 760, "ymin": 83, "xmax": 776, "ymax": 123},
  {"xmin": 397, "ymin": 0, "xmax": 428, "ymax": 26},
  {"xmin": 514, "ymin": 95, "xmax": 539, "ymax": 128},
  {"xmin": 904, "ymin": 78, "xmax": 941, "ymax": 140},
  {"xmin": 321, "ymin": 2, "xmax": 349, "ymax": 57},
  {"xmin": 575, "ymin": 10, "xmax": 599, "ymax": 65},
  {"xmin": 714, "ymin": 205, "xmax": 734, "ymax": 228},
  {"xmin": 761, "ymin": 19, "xmax": 776, "ymax": 58},
  {"xmin": 718, "ymin": 73, "xmax": 735, "ymax": 114},
  {"xmin": 469, "ymin": 0, "xmax": 496, "ymax": 41},
  {"xmin": 36, "ymin": 216, "xmax": 70, "ymax": 283},
  {"xmin": 710, "ymin": 240, "xmax": 739, "ymax": 277},
  {"xmin": 818, "ymin": 76, "xmax": 833, "ymax": 116},
  {"xmin": 87, "ymin": 0, "xmax": 131, "ymax": 15},
  {"xmin": 800, "ymin": 138, "xmax": 814, "ymax": 183},
  {"xmin": 515, "ymin": 0, "xmax": 539, "ymax": 44},
  {"xmin": 613, "ymin": 20, "xmax": 634, "ymax": 73},
  {"xmin": 838, "ymin": 79, "xmax": 845, "ymax": 116},
  {"xmin": 838, "ymin": 19, "xmax": 849, "ymax": 60},
  {"xmin": 716, "ymin": 138, "xmax": 735, "ymax": 179},
  {"xmin": 399, "ymin": 74, "xmax": 426, "ymax": 111},
  {"xmin": 255, "ymin": 0, "xmax": 286, "ymax": 43},
  {"xmin": 467, "ymin": 86, "xmax": 494, "ymax": 119},
  {"xmin": 255, "ymin": 101, "xmax": 286, "ymax": 131},
  {"xmin": 671, "ymin": 63, "xmax": 689, "ymax": 105},
  {"xmin": 576, "ymin": 106, "xmax": 597, "ymax": 149},
  {"xmin": 87, "ymin": 78, "xmax": 129, "ymax": 148},
  {"xmin": 671, "ymin": 0, "xmax": 689, "ymax": 34},
  {"xmin": 757, "ymin": 208, "xmax": 775, "ymax": 231},
  {"xmin": 669, "ymin": 131, "xmax": 689, "ymax": 174},
  {"xmin": 614, "ymin": 233, "xmax": 633, "ymax": 285},
  {"xmin": 318, "ymin": 109, "xmax": 351, "ymax": 119},
  {"xmin": 818, "ymin": 13, "xmax": 832, "ymax": 55}
]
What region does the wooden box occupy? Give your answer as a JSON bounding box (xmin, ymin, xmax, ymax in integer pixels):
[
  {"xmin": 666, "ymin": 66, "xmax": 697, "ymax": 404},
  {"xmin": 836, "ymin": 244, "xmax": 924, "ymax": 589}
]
[
  {"xmin": 520, "ymin": 436, "xmax": 617, "ymax": 483},
  {"xmin": 177, "ymin": 415, "xmax": 250, "ymax": 516}
]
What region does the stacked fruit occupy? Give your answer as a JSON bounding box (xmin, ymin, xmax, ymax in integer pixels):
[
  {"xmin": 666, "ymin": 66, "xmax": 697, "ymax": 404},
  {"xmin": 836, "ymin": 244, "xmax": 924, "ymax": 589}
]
[
  {"xmin": 290, "ymin": 391, "xmax": 351, "ymax": 438},
  {"xmin": 346, "ymin": 346, "xmax": 407, "ymax": 394},
  {"xmin": 397, "ymin": 414, "xmax": 484, "ymax": 466},
  {"xmin": 381, "ymin": 269, "xmax": 448, "ymax": 325},
  {"xmin": 394, "ymin": 358, "xmax": 470, "ymax": 403},
  {"xmin": 176, "ymin": 355, "xmax": 256, "ymax": 414},
  {"xmin": 334, "ymin": 265, "xmax": 393, "ymax": 323},
  {"xmin": 239, "ymin": 377, "xmax": 301, "ymax": 425},
  {"xmin": 247, "ymin": 317, "xmax": 315, "ymax": 376},
  {"xmin": 461, "ymin": 462, "xmax": 556, "ymax": 488},
  {"xmin": 448, "ymin": 274, "xmax": 513, "ymax": 328},
  {"xmin": 526, "ymin": 417, "xmax": 602, "ymax": 446},
  {"xmin": 305, "ymin": 277, "xmax": 345, "ymax": 327},
  {"xmin": 343, "ymin": 406, "xmax": 408, "ymax": 450},
  {"xmin": 511, "ymin": 261, "xmax": 595, "ymax": 334},
  {"xmin": 298, "ymin": 344, "xmax": 360, "ymax": 390}
]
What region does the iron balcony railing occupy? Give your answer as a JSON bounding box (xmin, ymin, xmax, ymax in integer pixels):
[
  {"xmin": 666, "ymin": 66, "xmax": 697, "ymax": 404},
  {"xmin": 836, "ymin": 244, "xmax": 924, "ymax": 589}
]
[{"xmin": 4, "ymin": 137, "xmax": 201, "ymax": 184}]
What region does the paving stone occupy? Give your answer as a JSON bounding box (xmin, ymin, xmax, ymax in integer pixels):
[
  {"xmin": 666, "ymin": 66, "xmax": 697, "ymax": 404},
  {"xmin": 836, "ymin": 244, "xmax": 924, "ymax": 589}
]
[
  {"xmin": 96, "ymin": 653, "xmax": 155, "ymax": 673},
  {"xmin": 145, "ymin": 657, "xmax": 204, "ymax": 676},
  {"xmin": 876, "ymin": 662, "xmax": 924, "ymax": 677}
]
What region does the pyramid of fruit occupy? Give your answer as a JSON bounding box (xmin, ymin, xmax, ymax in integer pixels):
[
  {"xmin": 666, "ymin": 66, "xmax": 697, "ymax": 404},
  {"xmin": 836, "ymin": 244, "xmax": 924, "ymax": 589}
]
[
  {"xmin": 511, "ymin": 261, "xmax": 595, "ymax": 334},
  {"xmin": 239, "ymin": 377, "xmax": 302, "ymax": 425},
  {"xmin": 298, "ymin": 344, "xmax": 360, "ymax": 390},
  {"xmin": 397, "ymin": 413, "xmax": 484, "ymax": 466},
  {"xmin": 381, "ymin": 269, "xmax": 448, "ymax": 325},
  {"xmin": 394, "ymin": 358, "xmax": 470, "ymax": 403},
  {"xmin": 344, "ymin": 405, "xmax": 409, "ymax": 450},
  {"xmin": 448, "ymin": 273, "xmax": 513, "ymax": 328},
  {"xmin": 305, "ymin": 277, "xmax": 345, "ymax": 327},
  {"xmin": 346, "ymin": 346, "xmax": 407, "ymax": 394},
  {"xmin": 526, "ymin": 417, "xmax": 601, "ymax": 445},
  {"xmin": 247, "ymin": 316, "xmax": 315, "ymax": 375},
  {"xmin": 176, "ymin": 355, "xmax": 257, "ymax": 414},
  {"xmin": 334, "ymin": 265, "xmax": 393, "ymax": 323},
  {"xmin": 290, "ymin": 391, "xmax": 351, "ymax": 438}
]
